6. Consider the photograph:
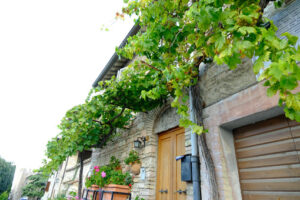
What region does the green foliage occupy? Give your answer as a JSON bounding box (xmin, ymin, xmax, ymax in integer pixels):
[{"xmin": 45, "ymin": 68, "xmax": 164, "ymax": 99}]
[
  {"xmin": 40, "ymin": 52, "xmax": 170, "ymax": 175},
  {"xmin": 40, "ymin": 91, "xmax": 134, "ymax": 174},
  {"xmin": 108, "ymin": 156, "xmax": 121, "ymax": 170},
  {"xmin": 0, "ymin": 191, "xmax": 9, "ymax": 200},
  {"xmin": 98, "ymin": 66, "xmax": 169, "ymax": 112},
  {"xmin": 68, "ymin": 191, "xmax": 76, "ymax": 198},
  {"xmin": 49, "ymin": 194, "xmax": 67, "ymax": 200},
  {"xmin": 117, "ymin": 0, "xmax": 300, "ymax": 134},
  {"xmin": 134, "ymin": 196, "xmax": 145, "ymax": 200},
  {"xmin": 85, "ymin": 157, "xmax": 133, "ymax": 188},
  {"xmin": 0, "ymin": 156, "xmax": 15, "ymax": 195},
  {"xmin": 124, "ymin": 150, "xmax": 140, "ymax": 165},
  {"xmin": 41, "ymin": 0, "xmax": 300, "ymax": 182},
  {"xmin": 22, "ymin": 173, "xmax": 48, "ymax": 199}
]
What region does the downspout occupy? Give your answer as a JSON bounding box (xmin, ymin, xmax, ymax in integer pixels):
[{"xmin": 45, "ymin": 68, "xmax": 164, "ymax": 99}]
[
  {"xmin": 189, "ymin": 87, "xmax": 201, "ymax": 200},
  {"xmin": 189, "ymin": 62, "xmax": 207, "ymax": 200}
]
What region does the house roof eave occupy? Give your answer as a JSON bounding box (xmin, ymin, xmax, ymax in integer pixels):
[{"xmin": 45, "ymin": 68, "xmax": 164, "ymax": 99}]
[{"xmin": 92, "ymin": 24, "xmax": 141, "ymax": 87}]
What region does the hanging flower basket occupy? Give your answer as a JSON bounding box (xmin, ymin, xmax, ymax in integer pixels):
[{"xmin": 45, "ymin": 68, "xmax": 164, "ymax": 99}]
[{"xmin": 130, "ymin": 162, "xmax": 141, "ymax": 175}]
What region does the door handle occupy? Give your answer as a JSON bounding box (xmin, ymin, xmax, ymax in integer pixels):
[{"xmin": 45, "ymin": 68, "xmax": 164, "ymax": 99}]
[
  {"xmin": 159, "ymin": 189, "xmax": 168, "ymax": 193},
  {"xmin": 176, "ymin": 189, "xmax": 187, "ymax": 194},
  {"xmin": 176, "ymin": 190, "xmax": 183, "ymax": 194}
]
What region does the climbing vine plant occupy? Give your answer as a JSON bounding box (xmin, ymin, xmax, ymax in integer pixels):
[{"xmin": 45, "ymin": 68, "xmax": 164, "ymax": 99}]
[
  {"xmin": 40, "ymin": 65, "xmax": 169, "ymax": 174},
  {"xmin": 40, "ymin": 0, "xmax": 299, "ymax": 195},
  {"xmin": 117, "ymin": 0, "xmax": 299, "ymax": 131}
]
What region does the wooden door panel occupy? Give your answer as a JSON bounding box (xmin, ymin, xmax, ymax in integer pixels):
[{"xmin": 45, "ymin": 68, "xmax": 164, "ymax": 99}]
[
  {"xmin": 241, "ymin": 178, "xmax": 300, "ymax": 191},
  {"xmin": 234, "ymin": 115, "xmax": 289, "ymax": 139},
  {"xmin": 243, "ymin": 192, "xmax": 300, "ymax": 200},
  {"xmin": 157, "ymin": 127, "xmax": 186, "ymax": 200},
  {"xmin": 157, "ymin": 136, "xmax": 172, "ymax": 200},
  {"xmin": 234, "ymin": 115, "xmax": 300, "ymax": 199},
  {"xmin": 239, "ymin": 164, "xmax": 300, "ymax": 179},
  {"xmin": 238, "ymin": 152, "xmax": 300, "ymax": 168},
  {"xmin": 175, "ymin": 131, "xmax": 187, "ymax": 200}
]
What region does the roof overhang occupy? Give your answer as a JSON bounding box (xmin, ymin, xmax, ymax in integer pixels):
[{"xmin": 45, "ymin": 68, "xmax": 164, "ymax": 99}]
[{"xmin": 92, "ymin": 24, "xmax": 141, "ymax": 87}]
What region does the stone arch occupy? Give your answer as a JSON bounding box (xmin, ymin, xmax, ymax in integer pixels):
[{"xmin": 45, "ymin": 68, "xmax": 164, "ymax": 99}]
[{"xmin": 144, "ymin": 101, "xmax": 180, "ymax": 136}]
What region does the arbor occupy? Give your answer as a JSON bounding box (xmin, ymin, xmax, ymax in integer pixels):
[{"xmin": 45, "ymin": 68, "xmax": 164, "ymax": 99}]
[
  {"xmin": 41, "ymin": 0, "xmax": 299, "ymax": 199},
  {"xmin": 22, "ymin": 174, "xmax": 48, "ymax": 200},
  {"xmin": 0, "ymin": 156, "xmax": 15, "ymax": 195}
]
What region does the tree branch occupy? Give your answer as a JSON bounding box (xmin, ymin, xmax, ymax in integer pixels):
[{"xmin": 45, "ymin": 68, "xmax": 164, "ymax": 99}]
[
  {"xmin": 140, "ymin": 60, "xmax": 162, "ymax": 72},
  {"xmin": 92, "ymin": 119, "xmax": 103, "ymax": 125},
  {"xmin": 107, "ymin": 107, "xmax": 126, "ymax": 125}
]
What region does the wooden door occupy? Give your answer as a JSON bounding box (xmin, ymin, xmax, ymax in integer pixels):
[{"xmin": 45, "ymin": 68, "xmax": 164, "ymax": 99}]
[
  {"xmin": 156, "ymin": 127, "xmax": 187, "ymax": 200},
  {"xmin": 233, "ymin": 115, "xmax": 300, "ymax": 200}
]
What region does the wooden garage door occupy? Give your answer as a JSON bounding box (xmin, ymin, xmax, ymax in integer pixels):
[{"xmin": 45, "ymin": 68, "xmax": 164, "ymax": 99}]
[{"xmin": 233, "ymin": 115, "xmax": 300, "ymax": 200}]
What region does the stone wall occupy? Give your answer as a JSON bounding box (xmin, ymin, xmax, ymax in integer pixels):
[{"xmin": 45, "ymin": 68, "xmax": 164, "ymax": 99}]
[
  {"xmin": 199, "ymin": 58, "xmax": 257, "ymax": 107},
  {"xmin": 88, "ymin": 105, "xmax": 193, "ymax": 200}
]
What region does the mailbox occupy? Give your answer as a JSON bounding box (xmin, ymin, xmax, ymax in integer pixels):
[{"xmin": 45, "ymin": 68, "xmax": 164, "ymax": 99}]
[{"xmin": 176, "ymin": 154, "xmax": 192, "ymax": 182}]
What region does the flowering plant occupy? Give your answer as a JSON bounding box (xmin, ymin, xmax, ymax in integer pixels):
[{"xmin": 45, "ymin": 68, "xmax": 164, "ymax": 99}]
[
  {"xmin": 85, "ymin": 156, "xmax": 134, "ymax": 188},
  {"xmin": 124, "ymin": 150, "xmax": 140, "ymax": 165}
]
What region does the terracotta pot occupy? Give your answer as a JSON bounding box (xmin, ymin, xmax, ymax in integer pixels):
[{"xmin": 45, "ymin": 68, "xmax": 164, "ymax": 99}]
[
  {"xmin": 87, "ymin": 185, "xmax": 100, "ymax": 200},
  {"xmin": 130, "ymin": 162, "xmax": 141, "ymax": 175},
  {"xmin": 115, "ymin": 166, "xmax": 122, "ymax": 171},
  {"xmin": 102, "ymin": 184, "xmax": 130, "ymax": 200},
  {"xmin": 91, "ymin": 185, "xmax": 100, "ymax": 190}
]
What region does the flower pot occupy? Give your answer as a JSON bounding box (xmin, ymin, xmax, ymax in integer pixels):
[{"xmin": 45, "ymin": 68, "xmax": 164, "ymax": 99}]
[
  {"xmin": 87, "ymin": 185, "xmax": 100, "ymax": 200},
  {"xmin": 91, "ymin": 185, "xmax": 100, "ymax": 190},
  {"xmin": 102, "ymin": 184, "xmax": 130, "ymax": 200},
  {"xmin": 115, "ymin": 166, "xmax": 122, "ymax": 171},
  {"xmin": 130, "ymin": 162, "xmax": 141, "ymax": 175}
]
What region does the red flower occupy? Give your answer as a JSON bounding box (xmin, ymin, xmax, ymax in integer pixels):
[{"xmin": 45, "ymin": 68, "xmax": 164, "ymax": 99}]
[{"xmin": 129, "ymin": 184, "xmax": 132, "ymax": 187}]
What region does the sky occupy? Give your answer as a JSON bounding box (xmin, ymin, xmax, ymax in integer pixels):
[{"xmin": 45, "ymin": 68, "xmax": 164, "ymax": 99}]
[{"xmin": 0, "ymin": 0, "xmax": 133, "ymax": 169}]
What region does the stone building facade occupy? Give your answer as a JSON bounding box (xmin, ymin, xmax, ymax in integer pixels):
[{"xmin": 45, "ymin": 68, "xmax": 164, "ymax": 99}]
[
  {"xmin": 46, "ymin": 1, "xmax": 300, "ymax": 200},
  {"xmin": 10, "ymin": 168, "xmax": 34, "ymax": 200},
  {"xmin": 42, "ymin": 154, "xmax": 92, "ymax": 200}
]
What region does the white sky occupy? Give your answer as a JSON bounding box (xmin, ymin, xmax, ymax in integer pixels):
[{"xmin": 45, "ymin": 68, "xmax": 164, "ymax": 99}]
[{"xmin": 0, "ymin": 0, "xmax": 133, "ymax": 169}]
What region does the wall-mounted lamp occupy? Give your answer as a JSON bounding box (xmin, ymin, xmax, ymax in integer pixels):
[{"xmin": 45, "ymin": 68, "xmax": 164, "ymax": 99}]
[{"xmin": 134, "ymin": 136, "xmax": 147, "ymax": 148}]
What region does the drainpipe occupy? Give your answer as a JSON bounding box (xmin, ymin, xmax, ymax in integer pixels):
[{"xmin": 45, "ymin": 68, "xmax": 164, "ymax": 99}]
[
  {"xmin": 189, "ymin": 87, "xmax": 201, "ymax": 200},
  {"xmin": 189, "ymin": 62, "xmax": 207, "ymax": 200}
]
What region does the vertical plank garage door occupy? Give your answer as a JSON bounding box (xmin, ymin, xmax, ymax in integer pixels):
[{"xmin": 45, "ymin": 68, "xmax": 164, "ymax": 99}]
[{"xmin": 233, "ymin": 115, "xmax": 300, "ymax": 200}]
